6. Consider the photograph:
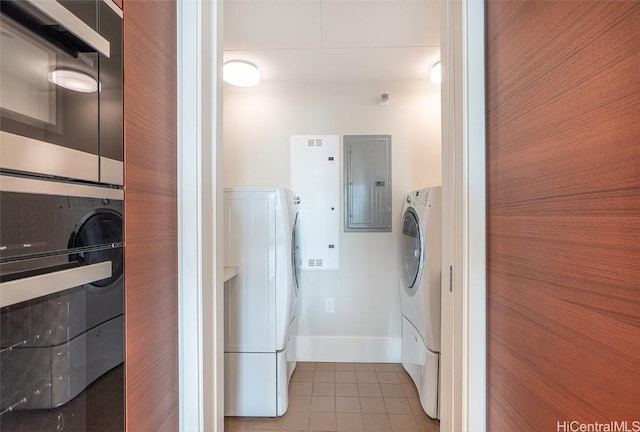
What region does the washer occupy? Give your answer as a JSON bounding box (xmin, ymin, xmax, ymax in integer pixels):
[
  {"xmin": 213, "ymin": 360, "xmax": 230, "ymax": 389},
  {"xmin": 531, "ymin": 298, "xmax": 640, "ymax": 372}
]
[
  {"xmin": 399, "ymin": 186, "xmax": 442, "ymax": 419},
  {"xmin": 223, "ymin": 187, "xmax": 299, "ymax": 417}
]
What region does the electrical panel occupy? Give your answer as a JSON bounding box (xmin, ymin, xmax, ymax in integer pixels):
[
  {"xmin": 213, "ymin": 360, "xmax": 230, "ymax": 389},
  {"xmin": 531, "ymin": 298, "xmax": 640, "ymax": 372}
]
[{"xmin": 344, "ymin": 135, "xmax": 392, "ymax": 232}]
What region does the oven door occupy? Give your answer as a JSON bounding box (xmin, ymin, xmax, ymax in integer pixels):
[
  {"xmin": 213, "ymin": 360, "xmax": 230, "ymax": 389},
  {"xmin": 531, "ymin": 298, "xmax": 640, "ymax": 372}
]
[{"xmin": 0, "ymin": 0, "xmax": 110, "ymax": 183}]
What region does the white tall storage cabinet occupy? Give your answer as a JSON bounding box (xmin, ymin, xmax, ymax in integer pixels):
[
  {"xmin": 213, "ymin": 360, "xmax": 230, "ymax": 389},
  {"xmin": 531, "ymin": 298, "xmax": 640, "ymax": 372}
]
[{"xmin": 223, "ymin": 188, "xmax": 298, "ymax": 417}]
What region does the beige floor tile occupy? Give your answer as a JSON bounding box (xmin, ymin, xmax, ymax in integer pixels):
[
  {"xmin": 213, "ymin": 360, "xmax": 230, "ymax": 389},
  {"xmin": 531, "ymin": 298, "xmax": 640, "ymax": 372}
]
[
  {"xmin": 293, "ymin": 371, "xmax": 315, "ymax": 382},
  {"xmin": 255, "ymin": 430, "xmax": 299, "ymax": 432},
  {"xmin": 281, "ymin": 411, "xmax": 310, "ymax": 431},
  {"xmin": 389, "ymin": 414, "xmax": 419, "ymax": 432},
  {"xmin": 414, "ymin": 413, "xmax": 439, "ymax": 432},
  {"xmin": 373, "ymin": 363, "xmax": 396, "ymax": 372},
  {"xmin": 403, "ymin": 383, "xmax": 419, "ymax": 399},
  {"xmin": 279, "ymin": 363, "xmax": 436, "ymax": 432},
  {"xmin": 336, "ymin": 396, "xmax": 361, "ymax": 413},
  {"xmin": 316, "ymin": 362, "xmax": 336, "ymax": 371},
  {"xmin": 354, "ymin": 363, "xmax": 375, "ymax": 372},
  {"xmin": 359, "ymin": 397, "xmax": 386, "ymax": 414},
  {"xmin": 311, "ymin": 396, "xmax": 336, "ymax": 412},
  {"xmin": 335, "ymin": 383, "xmax": 358, "ymax": 397},
  {"xmin": 289, "ymin": 395, "xmax": 312, "ymax": 411},
  {"xmin": 383, "ymin": 398, "xmax": 412, "ymax": 415},
  {"xmin": 314, "ymin": 371, "xmax": 336, "ymax": 383},
  {"xmin": 335, "ymin": 371, "xmax": 357, "ymax": 383},
  {"xmin": 337, "ymin": 412, "xmax": 364, "ymax": 432},
  {"xmin": 297, "ymin": 362, "xmax": 316, "ymax": 372},
  {"xmin": 226, "ymin": 417, "xmax": 255, "ymax": 431},
  {"xmin": 358, "ymin": 383, "xmax": 382, "ymax": 397},
  {"xmin": 380, "ymin": 384, "xmax": 405, "ymax": 398},
  {"xmin": 335, "ymin": 363, "xmax": 355, "ymax": 372},
  {"xmin": 376, "ymin": 372, "xmax": 400, "ymax": 384},
  {"xmin": 253, "ymin": 417, "xmax": 284, "ymax": 430},
  {"xmin": 313, "ymin": 382, "xmax": 336, "ymax": 396},
  {"xmin": 310, "ymin": 412, "xmax": 337, "ymax": 431},
  {"xmin": 356, "ymin": 371, "xmax": 378, "ymax": 383},
  {"xmin": 396, "ymin": 371, "xmax": 412, "ymax": 384},
  {"xmin": 290, "ymin": 382, "xmax": 314, "ymax": 396},
  {"xmin": 408, "ymin": 398, "xmax": 426, "ymax": 416},
  {"xmin": 362, "ymin": 413, "xmax": 392, "ymax": 432}
]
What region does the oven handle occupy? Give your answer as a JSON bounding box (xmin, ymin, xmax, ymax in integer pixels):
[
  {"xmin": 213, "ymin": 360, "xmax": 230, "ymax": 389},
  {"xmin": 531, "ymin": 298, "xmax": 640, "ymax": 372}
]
[
  {"xmin": 0, "ymin": 261, "xmax": 112, "ymax": 308},
  {"xmin": 21, "ymin": 0, "xmax": 110, "ymax": 57}
]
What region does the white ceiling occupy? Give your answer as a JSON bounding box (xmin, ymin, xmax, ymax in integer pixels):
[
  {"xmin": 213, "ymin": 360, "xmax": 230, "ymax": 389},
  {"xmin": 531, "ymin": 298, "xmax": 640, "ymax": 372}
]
[{"xmin": 223, "ymin": 0, "xmax": 441, "ymax": 83}]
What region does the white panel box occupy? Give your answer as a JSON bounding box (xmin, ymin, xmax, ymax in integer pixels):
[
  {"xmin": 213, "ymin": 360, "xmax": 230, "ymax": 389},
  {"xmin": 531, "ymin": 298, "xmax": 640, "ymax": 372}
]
[
  {"xmin": 291, "ymin": 135, "xmax": 340, "ymax": 270},
  {"xmin": 223, "ymin": 190, "xmax": 277, "ymax": 353}
]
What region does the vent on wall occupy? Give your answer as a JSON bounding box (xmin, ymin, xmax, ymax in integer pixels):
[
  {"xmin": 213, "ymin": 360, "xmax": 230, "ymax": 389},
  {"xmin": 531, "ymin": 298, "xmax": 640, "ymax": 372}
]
[
  {"xmin": 307, "ymin": 139, "xmax": 324, "ymax": 147},
  {"xmin": 308, "ymin": 259, "xmax": 324, "ymax": 268}
]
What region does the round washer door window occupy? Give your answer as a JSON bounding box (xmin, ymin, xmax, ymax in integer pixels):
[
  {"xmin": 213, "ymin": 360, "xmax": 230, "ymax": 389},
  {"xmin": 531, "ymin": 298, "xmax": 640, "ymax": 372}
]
[
  {"xmin": 69, "ymin": 210, "xmax": 123, "ymax": 293},
  {"xmin": 400, "ymin": 208, "xmax": 422, "ymax": 295}
]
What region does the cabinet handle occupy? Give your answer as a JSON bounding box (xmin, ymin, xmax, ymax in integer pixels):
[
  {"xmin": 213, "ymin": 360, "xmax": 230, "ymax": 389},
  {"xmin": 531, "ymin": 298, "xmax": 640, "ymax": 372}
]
[
  {"xmin": 0, "ymin": 261, "xmax": 112, "ymax": 308},
  {"xmin": 22, "ymin": 0, "xmax": 111, "ymax": 57}
]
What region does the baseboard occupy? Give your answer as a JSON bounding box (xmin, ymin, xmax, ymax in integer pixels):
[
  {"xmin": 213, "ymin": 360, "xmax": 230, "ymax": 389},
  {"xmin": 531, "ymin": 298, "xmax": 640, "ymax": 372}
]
[{"xmin": 294, "ymin": 336, "xmax": 401, "ymax": 363}]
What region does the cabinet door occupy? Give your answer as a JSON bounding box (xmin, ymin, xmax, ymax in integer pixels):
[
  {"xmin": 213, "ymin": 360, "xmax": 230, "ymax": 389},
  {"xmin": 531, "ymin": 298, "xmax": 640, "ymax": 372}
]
[
  {"xmin": 124, "ymin": 1, "xmax": 178, "ymax": 431},
  {"xmin": 99, "ymin": 0, "xmax": 124, "ymax": 185}
]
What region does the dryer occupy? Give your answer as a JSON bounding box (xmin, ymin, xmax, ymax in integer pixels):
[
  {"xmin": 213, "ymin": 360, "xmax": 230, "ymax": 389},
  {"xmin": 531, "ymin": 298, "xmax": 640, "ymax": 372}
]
[
  {"xmin": 399, "ymin": 186, "xmax": 442, "ymax": 419},
  {"xmin": 223, "ymin": 188, "xmax": 299, "ymax": 417}
]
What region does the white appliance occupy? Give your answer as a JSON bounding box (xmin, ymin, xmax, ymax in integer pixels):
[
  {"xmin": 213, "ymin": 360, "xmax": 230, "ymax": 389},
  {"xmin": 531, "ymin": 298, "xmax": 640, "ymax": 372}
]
[
  {"xmin": 223, "ymin": 188, "xmax": 299, "ymax": 417},
  {"xmin": 399, "ymin": 186, "xmax": 442, "ymax": 419}
]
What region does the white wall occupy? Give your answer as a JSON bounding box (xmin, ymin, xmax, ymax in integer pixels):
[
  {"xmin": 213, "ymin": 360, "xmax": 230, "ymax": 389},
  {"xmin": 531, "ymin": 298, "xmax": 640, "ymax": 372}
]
[{"xmin": 223, "ymin": 79, "xmax": 441, "ymax": 362}]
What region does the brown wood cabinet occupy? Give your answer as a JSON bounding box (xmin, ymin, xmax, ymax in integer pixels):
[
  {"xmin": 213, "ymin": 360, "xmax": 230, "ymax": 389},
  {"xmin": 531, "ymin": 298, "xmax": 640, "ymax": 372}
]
[
  {"xmin": 123, "ymin": 1, "xmax": 178, "ymax": 430},
  {"xmin": 486, "ymin": 2, "xmax": 640, "ymax": 430}
]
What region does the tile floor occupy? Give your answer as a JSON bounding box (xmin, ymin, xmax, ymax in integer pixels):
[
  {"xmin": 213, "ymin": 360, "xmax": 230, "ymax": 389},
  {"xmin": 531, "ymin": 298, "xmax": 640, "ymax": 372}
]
[{"xmin": 225, "ymin": 362, "xmax": 440, "ymax": 432}]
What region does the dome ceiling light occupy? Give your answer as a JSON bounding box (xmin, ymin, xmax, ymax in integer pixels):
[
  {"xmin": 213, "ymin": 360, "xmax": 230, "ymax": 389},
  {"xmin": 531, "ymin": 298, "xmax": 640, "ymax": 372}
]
[{"xmin": 223, "ymin": 60, "xmax": 260, "ymax": 87}]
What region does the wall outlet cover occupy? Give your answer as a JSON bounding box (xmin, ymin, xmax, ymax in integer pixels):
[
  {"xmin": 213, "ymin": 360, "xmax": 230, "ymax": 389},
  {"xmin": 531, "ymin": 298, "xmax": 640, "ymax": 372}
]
[{"xmin": 325, "ymin": 298, "xmax": 335, "ymax": 314}]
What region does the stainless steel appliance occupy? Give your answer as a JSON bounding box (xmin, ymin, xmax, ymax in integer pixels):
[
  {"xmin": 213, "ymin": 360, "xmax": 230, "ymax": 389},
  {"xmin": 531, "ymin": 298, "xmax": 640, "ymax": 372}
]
[
  {"xmin": 0, "ymin": 1, "xmax": 124, "ymax": 429},
  {"xmin": 0, "ymin": 174, "xmax": 124, "ymax": 430},
  {"xmin": 0, "ymin": 0, "xmax": 123, "ymax": 185}
]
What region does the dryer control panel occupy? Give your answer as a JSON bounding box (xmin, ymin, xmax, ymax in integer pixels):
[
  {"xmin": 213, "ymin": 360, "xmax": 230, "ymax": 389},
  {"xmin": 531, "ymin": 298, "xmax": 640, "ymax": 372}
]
[{"xmin": 407, "ymin": 189, "xmax": 433, "ymax": 208}]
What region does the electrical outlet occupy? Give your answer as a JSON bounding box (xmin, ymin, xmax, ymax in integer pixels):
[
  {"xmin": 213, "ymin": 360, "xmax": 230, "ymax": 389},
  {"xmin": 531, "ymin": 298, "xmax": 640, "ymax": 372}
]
[{"xmin": 325, "ymin": 298, "xmax": 335, "ymax": 314}]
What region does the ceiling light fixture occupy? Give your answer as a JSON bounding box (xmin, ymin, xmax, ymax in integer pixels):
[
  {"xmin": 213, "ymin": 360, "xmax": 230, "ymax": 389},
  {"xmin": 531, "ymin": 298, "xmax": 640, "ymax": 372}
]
[
  {"xmin": 430, "ymin": 60, "xmax": 441, "ymax": 85},
  {"xmin": 48, "ymin": 68, "xmax": 98, "ymax": 93},
  {"xmin": 223, "ymin": 60, "xmax": 260, "ymax": 87}
]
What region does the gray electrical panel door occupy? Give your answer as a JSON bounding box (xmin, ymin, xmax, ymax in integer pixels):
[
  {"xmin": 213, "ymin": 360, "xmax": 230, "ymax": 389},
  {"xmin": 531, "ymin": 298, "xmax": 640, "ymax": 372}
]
[{"xmin": 344, "ymin": 135, "xmax": 392, "ymax": 232}]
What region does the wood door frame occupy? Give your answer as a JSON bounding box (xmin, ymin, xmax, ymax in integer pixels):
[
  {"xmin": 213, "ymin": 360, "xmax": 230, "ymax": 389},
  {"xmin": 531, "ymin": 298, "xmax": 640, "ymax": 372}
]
[{"xmin": 440, "ymin": 0, "xmax": 487, "ymax": 431}]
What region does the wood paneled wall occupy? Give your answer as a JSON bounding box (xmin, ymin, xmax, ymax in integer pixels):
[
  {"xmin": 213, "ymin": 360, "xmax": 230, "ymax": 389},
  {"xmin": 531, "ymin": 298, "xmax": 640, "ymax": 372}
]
[
  {"xmin": 123, "ymin": 1, "xmax": 178, "ymax": 430},
  {"xmin": 486, "ymin": 2, "xmax": 640, "ymax": 430}
]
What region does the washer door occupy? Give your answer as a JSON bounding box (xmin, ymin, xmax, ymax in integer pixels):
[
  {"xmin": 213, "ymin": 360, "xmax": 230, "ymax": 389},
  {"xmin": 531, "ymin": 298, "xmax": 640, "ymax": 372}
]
[{"xmin": 400, "ymin": 208, "xmax": 422, "ymax": 296}]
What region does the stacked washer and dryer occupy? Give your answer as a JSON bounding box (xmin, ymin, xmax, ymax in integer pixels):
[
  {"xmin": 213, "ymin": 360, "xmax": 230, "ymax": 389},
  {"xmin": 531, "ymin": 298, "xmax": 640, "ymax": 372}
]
[
  {"xmin": 399, "ymin": 186, "xmax": 442, "ymax": 419},
  {"xmin": 223, "ymin": 188, "xmax": 301, "ymax": 417}
]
